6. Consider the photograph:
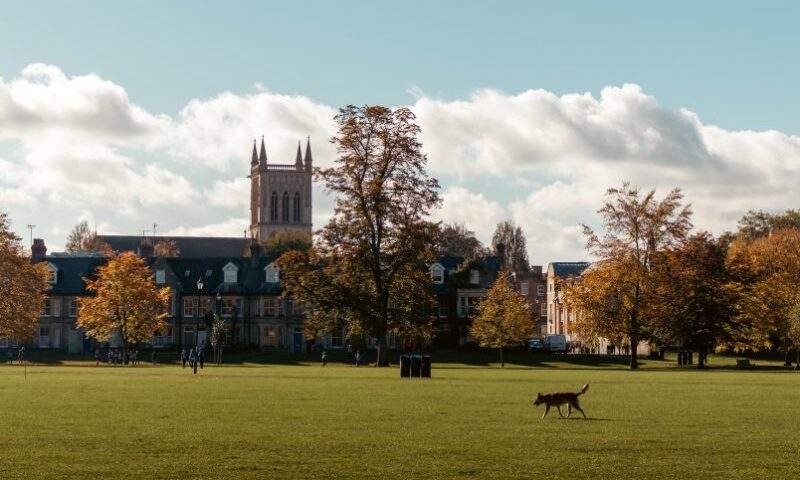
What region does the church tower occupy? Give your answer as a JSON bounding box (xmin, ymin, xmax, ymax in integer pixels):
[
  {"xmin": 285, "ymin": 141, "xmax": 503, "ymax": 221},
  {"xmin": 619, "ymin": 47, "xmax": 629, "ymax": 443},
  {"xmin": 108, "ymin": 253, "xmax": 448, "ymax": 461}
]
[{"xmin": 249, "ymin": 136, "xmax": 313, "ymax": 240}]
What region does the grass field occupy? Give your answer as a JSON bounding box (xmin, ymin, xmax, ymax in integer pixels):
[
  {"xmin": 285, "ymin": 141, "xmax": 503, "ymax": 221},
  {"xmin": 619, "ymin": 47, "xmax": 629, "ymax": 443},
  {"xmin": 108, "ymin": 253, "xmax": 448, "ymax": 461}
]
[{"xmin": 1, "ymin": 355, "xmax": 798, "ymax": 479}]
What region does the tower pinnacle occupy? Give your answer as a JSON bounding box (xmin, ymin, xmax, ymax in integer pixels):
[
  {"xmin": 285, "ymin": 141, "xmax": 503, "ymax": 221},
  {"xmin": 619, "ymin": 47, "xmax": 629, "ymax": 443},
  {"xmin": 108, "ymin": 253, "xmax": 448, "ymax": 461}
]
[
  {"xmin": 251, "ymin": 139, "xmax": 258, "ymax": 166},
  {"xmin": 304, "ymin": 136, "xmax": 313, "ymax": 171},
  {"xmin": 259, "ymin": 136, "xmax": 267, "ymax": 165},
  {"xmin": 295, "ymin": 140, "xmax": 303, "ymax": 170}
]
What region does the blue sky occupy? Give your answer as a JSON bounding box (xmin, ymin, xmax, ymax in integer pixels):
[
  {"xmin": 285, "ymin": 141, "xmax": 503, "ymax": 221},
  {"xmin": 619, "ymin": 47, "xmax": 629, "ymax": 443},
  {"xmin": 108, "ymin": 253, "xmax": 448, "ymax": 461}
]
[
  {"xmin": 2, "ymin": 1, "xmax": 798, "ymax": 131},
  {"xmin": 1, "ymin": 1, "xmax": 799, "ymax": 263}
]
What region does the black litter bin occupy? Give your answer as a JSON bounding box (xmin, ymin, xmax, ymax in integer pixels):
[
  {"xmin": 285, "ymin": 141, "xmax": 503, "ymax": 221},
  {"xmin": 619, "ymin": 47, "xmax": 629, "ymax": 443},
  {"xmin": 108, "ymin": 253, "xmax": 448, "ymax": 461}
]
[
  {"xmin": 399, "ymin": 355, "xmax": 411, "ymax": 378},
  {"xmin": 421, "ymin": 355, "xmax": 432, "ymax": 378},
  {"xmin": 410, "ymin": 355, "xmax": 422, "ymax": 377}
]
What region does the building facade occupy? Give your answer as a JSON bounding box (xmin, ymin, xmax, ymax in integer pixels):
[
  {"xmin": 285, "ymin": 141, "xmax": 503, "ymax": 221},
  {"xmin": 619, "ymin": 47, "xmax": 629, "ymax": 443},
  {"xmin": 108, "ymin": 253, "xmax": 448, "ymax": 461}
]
[{"xmin": 546, "ymin": 262, "xmax": 591, "ymax": 341}]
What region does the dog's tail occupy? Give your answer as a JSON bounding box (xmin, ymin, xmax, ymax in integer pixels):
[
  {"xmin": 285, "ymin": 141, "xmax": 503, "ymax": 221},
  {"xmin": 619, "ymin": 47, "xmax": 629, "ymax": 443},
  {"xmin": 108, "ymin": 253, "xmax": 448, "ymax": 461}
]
[{"xmin": 577, "ymin": 384, "xmax": 589, "ymax": 396}]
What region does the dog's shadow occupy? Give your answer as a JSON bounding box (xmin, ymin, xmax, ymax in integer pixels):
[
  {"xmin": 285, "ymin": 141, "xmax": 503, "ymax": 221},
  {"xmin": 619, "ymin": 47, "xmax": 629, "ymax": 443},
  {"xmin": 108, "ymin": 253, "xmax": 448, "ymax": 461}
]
[{"xmin": 557, "ymin": 417, "xmax": 612, "ymax": 421}]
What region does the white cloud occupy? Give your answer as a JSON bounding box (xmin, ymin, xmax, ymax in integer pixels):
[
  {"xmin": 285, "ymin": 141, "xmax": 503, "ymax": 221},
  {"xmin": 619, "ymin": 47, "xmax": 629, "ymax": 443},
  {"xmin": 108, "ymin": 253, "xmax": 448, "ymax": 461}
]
[
  {"xmin": 1, "ymin": 63, "xmax": 799, "ymax": 264},
  {"xmin": 163, "ymin": 217, "xmax": 249, "ymax": 237},
  {"xmin": 435, "ymin": 186, "xmax": 506, "ymax": 245}
]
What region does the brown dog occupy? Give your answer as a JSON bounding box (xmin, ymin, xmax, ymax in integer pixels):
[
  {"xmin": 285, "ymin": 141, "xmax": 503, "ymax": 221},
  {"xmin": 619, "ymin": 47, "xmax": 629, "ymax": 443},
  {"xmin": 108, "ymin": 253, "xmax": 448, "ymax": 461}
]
[{"xmin": 533, "ymin": 384, "xmax": 589, "ymax": 419}]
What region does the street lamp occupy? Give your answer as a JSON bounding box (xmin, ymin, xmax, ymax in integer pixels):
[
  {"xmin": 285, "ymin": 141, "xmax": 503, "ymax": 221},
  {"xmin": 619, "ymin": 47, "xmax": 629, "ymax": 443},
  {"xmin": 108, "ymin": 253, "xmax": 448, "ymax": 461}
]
[{"xmin": 195, "ymin": 277, "xmax": 204, "ymax": 349}]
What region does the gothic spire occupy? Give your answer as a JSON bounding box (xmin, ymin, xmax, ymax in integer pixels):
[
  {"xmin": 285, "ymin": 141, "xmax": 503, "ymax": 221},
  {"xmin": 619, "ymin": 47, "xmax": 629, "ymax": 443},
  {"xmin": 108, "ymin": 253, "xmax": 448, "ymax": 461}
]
[
  {"xmin": 304, "ymin": 136, "xmax": 313, "ymax": 171},
  {"xmin": 295, "ymin": 140, "xmax": 303, "ymax": 169},
  {"xmin": 259, "ymin": 136, "xmax": 267, "ymax": 165},
  {"xmin": 250, "ymin": 139, "xmax": 258, "ymax": 166}
]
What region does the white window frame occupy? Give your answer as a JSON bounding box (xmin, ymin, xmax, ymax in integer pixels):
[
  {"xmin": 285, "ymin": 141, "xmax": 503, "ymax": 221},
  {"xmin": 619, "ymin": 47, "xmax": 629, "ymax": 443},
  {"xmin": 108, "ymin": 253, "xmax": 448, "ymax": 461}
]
[
  {"xmin": 469, "ymin": 269, "xmax": 480, "ymax": 285},
  {"xmin": 430, "ymin": 263, "xmax": 444, "ymax": 284},
  {"xmin": 520, "ymin": 281, "xmax": 529, "ymax": 296},
  {"xmin": 46, "ymin": 263, "xmax": 58, "ymax": 285},
  {"xmin": 265, "ymin": 263, "xmax": 280, "ymax": 283},
  {"xmin": 537, "ymin": 284, "xmax": 545, "ymax": 296},
  {"xmin": 155, "ymin": 269, "xmax": 166, "ymax": 284},
  {"xmin": 222, "ymin": 262, "xmax": 238, "ymax": 284},
  {"xmin": 42, "ymin": 298, "xmax": 52, "ymax": 317},
  {"xmin": 69, "ymin": 297, "xmax": 78, "ymax": 317}
]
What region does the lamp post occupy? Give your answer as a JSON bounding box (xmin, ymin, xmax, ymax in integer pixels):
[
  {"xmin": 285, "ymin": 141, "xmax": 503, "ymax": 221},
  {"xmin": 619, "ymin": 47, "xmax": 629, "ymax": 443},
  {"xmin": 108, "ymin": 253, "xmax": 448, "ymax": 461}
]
[{"xmin": 195, "ymin": 278, "xmax": 203, "ymax": 349}]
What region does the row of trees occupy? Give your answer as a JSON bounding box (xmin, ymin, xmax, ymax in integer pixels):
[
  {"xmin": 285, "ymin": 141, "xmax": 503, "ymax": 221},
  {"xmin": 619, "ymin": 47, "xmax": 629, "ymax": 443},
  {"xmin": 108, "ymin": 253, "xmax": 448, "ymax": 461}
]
[{"xmin": 563, "ymin": 184, "xmax": 800, "ymax": 369}]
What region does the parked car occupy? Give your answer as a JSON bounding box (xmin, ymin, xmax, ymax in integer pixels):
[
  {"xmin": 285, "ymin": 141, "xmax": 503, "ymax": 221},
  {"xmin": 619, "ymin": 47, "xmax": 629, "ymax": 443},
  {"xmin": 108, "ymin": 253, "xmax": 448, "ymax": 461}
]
[
  {"xmin": 527, "ymin": 338, "xmax": 545, "ymax": 352},
  {"xmin": 544, "ymin": 334, "xmax": 568, "ymax": 353}
]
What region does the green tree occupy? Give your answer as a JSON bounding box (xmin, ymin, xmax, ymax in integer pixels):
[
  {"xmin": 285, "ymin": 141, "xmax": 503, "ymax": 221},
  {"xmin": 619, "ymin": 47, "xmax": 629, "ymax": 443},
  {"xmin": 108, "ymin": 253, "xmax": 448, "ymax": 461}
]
[
  {"xmin": 257, "ymin": 230, "xmax": 312, "ymax": 258},
  {"xmin": 649, "ymin": 232, "xmax": 739, "ymax": 368},
  {"xmin": 469, "ymin": 270, "xmax": 532, "ymax": 367},
  {"xmin": 437, "ymin": 223, "xmax": 486, "ymax": 259},
  {"xmin": 210, "ymin": 314, "xmax": 229, "ymax": 365},
  {"xmin": 579, "ymin": 183, "xmax": 692, "ymax": 369},
  {"xmin": 491, "ymin": 221, "xmax": 530, "ymax": 272},
  {"xmin": 278, "ymin": 105, "xmax": 440, "ymax": 366},
  {"xmin": 0, "ymin": 212, "xmax": 49, "ymax": 342},
  {"xmin": 736, "ymin": 209, "xmax": 800, "ymax": 241}
]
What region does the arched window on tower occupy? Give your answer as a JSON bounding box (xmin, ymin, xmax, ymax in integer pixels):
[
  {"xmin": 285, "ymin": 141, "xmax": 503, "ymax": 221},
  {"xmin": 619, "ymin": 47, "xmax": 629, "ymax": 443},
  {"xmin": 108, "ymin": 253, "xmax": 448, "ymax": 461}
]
[
  {"xmin": 282, "ymin": 192, "xmax": 289, "ymax": 222},
  {"xmin": 293, "ymin": 192, "xmax": 301, "ymax": 223},
  {"xmin": 270, "ymin": 191, "xmax": 278, "ymax": 221}
]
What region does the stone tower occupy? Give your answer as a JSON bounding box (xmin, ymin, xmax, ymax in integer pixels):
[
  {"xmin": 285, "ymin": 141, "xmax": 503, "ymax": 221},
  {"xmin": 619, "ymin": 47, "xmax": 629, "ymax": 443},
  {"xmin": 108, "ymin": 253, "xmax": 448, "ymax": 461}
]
[{"xmin": 249, "ymin": 137, "xmax": 313, "ymax": 240}]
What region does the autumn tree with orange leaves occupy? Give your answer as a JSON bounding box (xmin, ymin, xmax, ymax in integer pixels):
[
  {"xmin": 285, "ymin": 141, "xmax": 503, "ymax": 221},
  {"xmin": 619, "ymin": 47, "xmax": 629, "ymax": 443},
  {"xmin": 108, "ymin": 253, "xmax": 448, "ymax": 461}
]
[
  {"xmin": 0, "ymin": 212, "xmax": 49, "ymax": 342},
  {"xmin": 78, "ymin": 252, "xmax": 171, "ymax": 363}
]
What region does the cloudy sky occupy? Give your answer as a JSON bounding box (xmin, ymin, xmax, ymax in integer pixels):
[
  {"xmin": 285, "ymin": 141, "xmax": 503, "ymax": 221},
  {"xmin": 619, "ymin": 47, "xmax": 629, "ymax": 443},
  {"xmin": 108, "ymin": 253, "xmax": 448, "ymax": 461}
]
[{"xmin": 1, "ymin": 1, "xmax": 799, "ymax": 265}]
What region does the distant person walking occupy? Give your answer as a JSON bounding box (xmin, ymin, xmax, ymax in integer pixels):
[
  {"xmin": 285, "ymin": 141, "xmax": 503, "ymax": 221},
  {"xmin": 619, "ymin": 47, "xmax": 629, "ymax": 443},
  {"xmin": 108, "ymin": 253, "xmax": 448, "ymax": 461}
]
[
  {"xmin": 17, "ymin": 346, "xmax": 25, "ymax": 365},
  {"xmin": 189, "ymin": 348, "xmax": 197, "ymax": 374},
  {"xmin": 180, "ymin": 348, "xmax": 187, "ymax": 368},
  {"xmin": 321, "ymin": 350, "xmax": 328, "ymax": 367},
  {"xmin": 151, "ymin": 350, "xmax": 158, "ymax": 366},
  {"xmin": 94, "ymin": 348, "xmax": 101, "ymax": 366},
  {"xmin": 355, "ymin": 350, "xmax": 361, "ymax": 367},
  {"xmin": 198, "ymin": 347, "xmax": 205, "ymax": 369}
]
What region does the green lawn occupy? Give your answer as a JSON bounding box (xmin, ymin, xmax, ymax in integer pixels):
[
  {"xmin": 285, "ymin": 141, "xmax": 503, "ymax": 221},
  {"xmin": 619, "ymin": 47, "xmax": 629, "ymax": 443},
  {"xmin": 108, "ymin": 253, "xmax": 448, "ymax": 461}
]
[{"xmin": 1, "ymin": 356, "xmax": 798, "ymax": 479}]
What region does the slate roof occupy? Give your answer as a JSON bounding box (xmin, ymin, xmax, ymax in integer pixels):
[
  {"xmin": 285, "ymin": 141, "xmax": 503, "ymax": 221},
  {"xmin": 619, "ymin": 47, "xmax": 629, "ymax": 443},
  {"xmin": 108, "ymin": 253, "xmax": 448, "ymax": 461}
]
[
  {"xmin": 551, "ymin": 262, "xmax": 591, "ymax": 278},
  {"xmin": 153, "ymin": 256, "xmax": 282, "ymax": 295},
  {"xmin": 432, "ymin": 255, "xmax": 502, "ymax": 293},
  {"xmin": 99, "ymin": 235, "xmax": 250, "ymax": 258},
  {"xmin": 39, "ymin": 256, "xmax": 108, "ymax": 295}
]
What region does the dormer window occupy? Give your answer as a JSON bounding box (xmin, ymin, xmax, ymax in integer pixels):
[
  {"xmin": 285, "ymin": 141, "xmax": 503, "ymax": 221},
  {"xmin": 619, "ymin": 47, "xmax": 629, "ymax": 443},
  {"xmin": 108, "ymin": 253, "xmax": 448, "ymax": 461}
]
[
  {"xmin": 469, "ymin": 269, "xmax": 480, "ymax": 285},
  {"xmin": 155, "ymin": 269, "xmax": 166, "ymax": 284},
  {"xmin": 46, "ymin": 263, "xmax": 58, "ymax": 285},
  {"xmin": 429, "ymin": 263, "xmax": 444, "ymax": 284},
  {"xmin": 265, "ymin": 263, "xmax": 280, "ymax": 283},
  {"xmin": 223, "ymin": 262, "xmax": 238, "ymax": 284}
]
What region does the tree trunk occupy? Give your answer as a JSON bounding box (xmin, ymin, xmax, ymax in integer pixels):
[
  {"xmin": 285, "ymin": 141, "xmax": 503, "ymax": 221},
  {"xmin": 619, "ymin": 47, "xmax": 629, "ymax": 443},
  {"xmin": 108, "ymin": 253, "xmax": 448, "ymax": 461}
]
[
  {"xmin": 784, "ymin": 348, "xmax": 792, "ymax": 367},
  {"xmin": 500, "ymin": 347, "xmax": 504, "ymax": 368},
  {"xmin": 697, "ymin": 349, "xmax": 706, "ymax": 369}
]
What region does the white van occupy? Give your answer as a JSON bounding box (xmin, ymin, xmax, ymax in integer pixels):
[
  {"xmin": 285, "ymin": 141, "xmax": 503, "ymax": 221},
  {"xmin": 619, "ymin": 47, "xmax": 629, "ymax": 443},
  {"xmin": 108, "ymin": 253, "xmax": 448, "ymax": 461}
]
[{"xmin": 544, "ymin": 335, "xmax": 568, "ymax": 353}]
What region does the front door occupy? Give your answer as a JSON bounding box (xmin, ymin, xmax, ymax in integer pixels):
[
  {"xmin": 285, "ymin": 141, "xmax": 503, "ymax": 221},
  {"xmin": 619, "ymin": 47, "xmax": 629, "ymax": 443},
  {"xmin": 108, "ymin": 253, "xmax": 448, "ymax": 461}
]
[{"xmin": 293, "ymin": 328, "xmax": 303, "ymax": 354}]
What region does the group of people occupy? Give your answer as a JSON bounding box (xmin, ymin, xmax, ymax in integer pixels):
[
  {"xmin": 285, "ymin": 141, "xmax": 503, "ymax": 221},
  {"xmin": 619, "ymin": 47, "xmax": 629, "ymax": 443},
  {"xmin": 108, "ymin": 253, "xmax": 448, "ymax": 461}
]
[
  {"xmin": 180, "ymin": 346, "xmax": 205, "ymax": 374},
  {"xmin": 94, "ymin": 348, "xmax": 144, "ymax": 366}
]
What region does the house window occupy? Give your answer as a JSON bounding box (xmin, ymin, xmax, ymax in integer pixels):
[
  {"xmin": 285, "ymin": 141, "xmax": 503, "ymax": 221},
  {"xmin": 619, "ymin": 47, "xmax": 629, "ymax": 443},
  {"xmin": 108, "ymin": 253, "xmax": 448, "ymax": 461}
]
[
  {"xmin": 39, "ymin": 326, "xmax": 50, "ymax": 338},
  {"xmin": 537, "ymin": 285, "xmax": 545, "ymax": 296},
  {"xmin": 155, "ymin": 269, "xmax": 166, "ymax": 284},
  {"xmin": 330, "ymin": 329, "xmax": 343, "ymax": 348},
  {"xmin": 69, "ymin": 298, "xmax": 78, "ymax": 317},
  {"xmin": 520, "ymin": 281, "xmax": 529, "ymax": 296},
  {"xmin": 430, "ymin": 264, "xmax": 444, "ymax": 284},
  {"xmin": 265, "ymin": 263, "xmax": 279, "ymax": 283},
  {"xmin": 541, "ymin": 303, "xmax": 547, "ymax": 316},
  {"xmin": 205, "ymin": 269, "xmax": 212, "ymax": 277},
  {"xmin": 264, "ymin": 326, "xmax": 280, "ymax": 347},
  {"xmin": 458, "ymin": 295, "xmax": 482, "ymax": 317},
  {"xmin": 223, "ymin": 263, "xmax": 238, "ymax": 283},
  {"xmin": 183, "ymin": 298, "xmax": 197, "ymax": 317},
  {"xmin": 437, "ymin": 302, "xmax": 447, "ymax": 318},
  {"xmin": 293, "ymin": 192, "xmax": 301, "ymax": 223},
  {"xmin": 221, "ymin": 298, "xmax": 237, "ymax": 316},
  {"xmin": 282, "ymin": 192, "xmax": 289, "ymax": 222},
  {"xmin": 46, "ymin": 265, "xmax": 57, "ymax": 284},
  {"xmin": 469, "ymin": 269, "xmax": 480, "ymax": 285},
  {"xmin": 262, "ymin": 297, "xmax": 278, "ymax": 316},
  {"xmin": 270, "ymin": 191, "xmax": 278, "ymax": 221},
  {"xmin": 42, "ymin": 298, "xmax": 52, "ymax": 317}
]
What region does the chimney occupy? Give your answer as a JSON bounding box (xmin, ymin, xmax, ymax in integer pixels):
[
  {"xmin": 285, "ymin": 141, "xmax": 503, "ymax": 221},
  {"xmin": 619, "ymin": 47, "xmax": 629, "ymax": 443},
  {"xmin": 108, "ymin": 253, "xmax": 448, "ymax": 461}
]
[{"xmin": 32, "ymin": 238, "xmax": 47, "ymax": 260}]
